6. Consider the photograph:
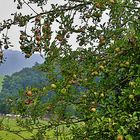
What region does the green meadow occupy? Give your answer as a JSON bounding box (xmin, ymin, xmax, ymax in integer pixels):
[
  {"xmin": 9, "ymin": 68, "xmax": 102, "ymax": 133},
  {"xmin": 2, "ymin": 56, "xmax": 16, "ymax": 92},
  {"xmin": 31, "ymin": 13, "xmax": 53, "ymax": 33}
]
[{"xmin": 0, "ymin": 117, "xmax": 71, "ymax": 140}]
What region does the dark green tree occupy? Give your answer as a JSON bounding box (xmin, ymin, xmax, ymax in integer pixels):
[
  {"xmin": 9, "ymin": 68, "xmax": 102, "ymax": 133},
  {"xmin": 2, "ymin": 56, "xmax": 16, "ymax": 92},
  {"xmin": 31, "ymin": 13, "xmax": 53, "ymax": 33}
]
[{"xmin": 0, "ymin": 64, "xmax": 48, "ymax": 113}]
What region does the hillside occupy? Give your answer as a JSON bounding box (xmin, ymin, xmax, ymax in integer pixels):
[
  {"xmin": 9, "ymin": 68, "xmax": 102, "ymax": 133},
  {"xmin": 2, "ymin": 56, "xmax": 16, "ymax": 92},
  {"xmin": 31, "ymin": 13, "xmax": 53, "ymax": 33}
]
[
  {"xmin": 0, "ymin": 50, "xmax": 45, "ymax": 75},
  {"xmin": 0, "ymin": 64, "xmax": 49, "ymax": 113}
]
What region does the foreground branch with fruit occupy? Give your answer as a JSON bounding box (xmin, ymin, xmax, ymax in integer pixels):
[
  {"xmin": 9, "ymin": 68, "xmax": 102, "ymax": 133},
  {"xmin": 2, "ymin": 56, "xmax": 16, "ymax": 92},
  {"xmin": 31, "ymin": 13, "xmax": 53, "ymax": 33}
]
[{"xmin": 0, "ymin": 0, "xmax": 140, "ymax": 139}]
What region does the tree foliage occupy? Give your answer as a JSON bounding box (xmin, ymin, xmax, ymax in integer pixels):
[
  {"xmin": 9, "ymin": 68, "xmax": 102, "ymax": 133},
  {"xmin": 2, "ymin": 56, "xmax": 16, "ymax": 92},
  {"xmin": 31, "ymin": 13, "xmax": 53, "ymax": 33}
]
[{"xmin": 0, "ymin": 0, "xmax": 140, "ymax": 139}]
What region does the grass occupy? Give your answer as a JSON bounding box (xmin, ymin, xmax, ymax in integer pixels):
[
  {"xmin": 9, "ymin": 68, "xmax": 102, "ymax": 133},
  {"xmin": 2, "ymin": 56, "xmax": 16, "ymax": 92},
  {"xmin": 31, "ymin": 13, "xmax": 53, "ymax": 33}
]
[
  {"xmin": 0, "ymin": 117, "xmax": 71, "ymax": 140},
  {"xmin": 0, "ymin": 117, "xmax": 32, "ymax": 140}
]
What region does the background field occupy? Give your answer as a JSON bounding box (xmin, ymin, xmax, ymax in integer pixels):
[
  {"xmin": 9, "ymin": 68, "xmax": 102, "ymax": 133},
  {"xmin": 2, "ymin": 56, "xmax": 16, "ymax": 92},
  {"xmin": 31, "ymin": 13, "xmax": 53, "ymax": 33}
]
[{"xmin": 0, "ymin": 117, "xmax": 71, "ymax": 140}]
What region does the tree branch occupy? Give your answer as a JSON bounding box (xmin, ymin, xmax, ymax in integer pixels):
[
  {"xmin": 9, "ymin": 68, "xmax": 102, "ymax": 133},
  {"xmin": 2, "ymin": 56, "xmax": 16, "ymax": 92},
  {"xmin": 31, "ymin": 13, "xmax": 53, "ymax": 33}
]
[
  {"xmin": 68, "ymin": 0, "xmax": 84, "ymax": 2},
  {"xmin": 23, "ymin": 0, "xmax": 38, "ymax": 14},
  {"xmin": 29, "ymin": 2, "xmax": 92, "ymax": 20}
]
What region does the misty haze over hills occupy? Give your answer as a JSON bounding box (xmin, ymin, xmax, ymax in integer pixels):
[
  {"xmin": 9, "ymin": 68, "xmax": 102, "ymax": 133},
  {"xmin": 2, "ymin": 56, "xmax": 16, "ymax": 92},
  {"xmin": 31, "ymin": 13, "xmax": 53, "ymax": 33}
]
[{"xmin": 0, "ymin": 50, "xmax": 45, "ymax": 75}]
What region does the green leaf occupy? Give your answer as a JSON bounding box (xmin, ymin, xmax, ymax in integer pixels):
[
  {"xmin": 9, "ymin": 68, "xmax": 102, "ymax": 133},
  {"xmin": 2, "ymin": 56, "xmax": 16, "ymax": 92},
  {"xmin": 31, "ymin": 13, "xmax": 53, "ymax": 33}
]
[
  {"xmin": 134, "ymin": 87, "xmax": 140, "ymax": 95},
  {"xmin": 125, "ymin": 134, "xmax": 133, "ymax": 140}
]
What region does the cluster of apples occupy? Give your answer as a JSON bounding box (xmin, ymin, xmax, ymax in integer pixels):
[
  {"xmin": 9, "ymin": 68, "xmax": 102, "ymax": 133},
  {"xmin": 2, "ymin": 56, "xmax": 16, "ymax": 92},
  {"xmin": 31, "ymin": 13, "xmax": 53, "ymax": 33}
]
[
  {"xmin": 34, "ymin": 17, "xmax": 51, "ymax": 41},
  {"xmin": 91, "ymin": 64, "xmax": 105, "ymax": 77},
  {"xmin": 95, "ymin": 0, "xmax": 115, "ymax": 9},
  {"xmin": 25, "ymin": 90, "xmax": 33, "ymax": 105}
]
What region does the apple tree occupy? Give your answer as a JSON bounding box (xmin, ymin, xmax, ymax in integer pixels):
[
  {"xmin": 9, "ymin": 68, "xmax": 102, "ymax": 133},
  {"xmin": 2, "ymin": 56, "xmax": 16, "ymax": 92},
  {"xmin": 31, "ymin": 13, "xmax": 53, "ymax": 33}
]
[{"xmin": 0, "ymin": 0, "xmax": 140, "ymax": 139}]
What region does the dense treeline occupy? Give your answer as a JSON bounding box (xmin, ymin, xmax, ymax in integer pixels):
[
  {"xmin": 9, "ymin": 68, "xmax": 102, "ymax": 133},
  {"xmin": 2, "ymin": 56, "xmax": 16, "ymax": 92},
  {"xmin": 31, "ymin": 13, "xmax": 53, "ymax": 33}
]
[{"xmin": 0, "ymin": 63, "xmax": 48, "ymax": 113}]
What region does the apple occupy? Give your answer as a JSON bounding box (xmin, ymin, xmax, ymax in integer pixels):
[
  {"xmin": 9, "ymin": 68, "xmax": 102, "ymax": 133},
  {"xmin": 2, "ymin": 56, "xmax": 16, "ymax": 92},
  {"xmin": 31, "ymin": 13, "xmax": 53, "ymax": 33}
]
[
  {"xmin": 66, "ymin": 84, "xmax": 71, "ymax": 89},
  {"xmin": 91, "ymin": 71, "xmax": 98, "ymax": 76},
  {"xmin": 35, "ymin": 35, "xmax": 41, "ymax": 41},
  {"xmin": 94, "ymin": 13, "xmax": 102, "ymax": 18},
  {"xmin": 20, "ymin": 35, "xmax": 25, "ymax": 40},
  {"xmin": 99, "ymin": 36, "xmax": 106, "ymax": 45},
  {"xmin": 129, "ymin": 37, "xmax": 137, "ymax": 47},
  {"xmin": 129, "ymin": 94, "xmax": 134, "ymax": 99},
  {"xmin": 100, "ymin": 93, "xmax": 104, "ymax": 97},
  {"xmin": 69, "ymin": 80, "xmax": 78, "ymax": 84},
  {"xmin": 94, "ymin": 92, "xmax": 99, "ymax": 96},
  {"xmin": 120, "ymin": 63, "xmax": 124, "ymax": 68},
  {"xmin": 51, "ymin": 84, "xmax": 57, "ymax": 89},
  {"xmin": 60, "ymin": 88, "xmax": 67, "ymax": 95},
  {"xmin": 46, "ymin": 105, "xmax": 52, "ymax": 111},
  {"xmin": 25, "ymin": 53, "xmax": 31, "ymax": 58},
  {"xmin": 117, "ymin": 134, "xmax": 123, "ymax": 140},
  {"xmin": 43, "ymin": 87, "xmax": 46, "ymax": 91},
  {"xmin": 34, "ymin": 47, "xmax": 40, "ymax": 52},
  {"xmin": 91, "ymin": 101, "xmax": 95, "ymax": 105},
  {"xmin": 103, "ymin": 61, "xmax": 106, "ymax": 64},
  {"xmin": 91, "ymin": 107, "xmax": 96, "ymax": 112},
  {"xmin": 73, "ymin": 74, "xmax": 77, "ymax": 78},
  {"xmin": 129, "ymin": 81, "xmax": 135, "ymax": 87},
  {"xmin": 25, "ymin": 99, "xmax": 33, "ymax": 105},
  {"xmin": 99, "ymin": 65, "xmax": 105, "ymax": 70},
  {"xmin": 109, "ymin": 0, "xmax": 115, "ymax": 4},
  {"xmin": 82, "ymin": 94, "xmax": 87, "ymax": 98},
  {"xmin": 125, "ymin": 61, "xmax": 130, "ymax": 66},
  {"xmin": 95, "ymin": 3, "xmax": 102, "ymax": 9},
  {"xmin": 25, "ymin": 99, "xmax": 30, "ymax": 105},
  {"xmin": 35, "ymin": 16, "xmax": 41, "ymax": 22},
  {"xmin": 20, "ymin": 45, "xmax": 25, "ymax": 50},
  {"xmin": 77, "ymin": 28, "xmax": 85, "ymax": 32},
  {"xmin": 26, "ymin": 90, "xmax": 32, "ymax": 96},
  {"xmin": 85, "ymin": 14, "xmax": 91, "ymax": 19},
  {"xmin": 0, "ymin": 52, "xmax": 3, "ymax": 58},
  {"xmin": 115, "ymin": 47, "xmax": 120, "ymax": 52},
  {"xmin": 108, "ymin": 118, "xmax": 111, "ymax": 123},
  {"xmin": 55, "ymin": 35, "xmax": 64, "ymax": 41}
]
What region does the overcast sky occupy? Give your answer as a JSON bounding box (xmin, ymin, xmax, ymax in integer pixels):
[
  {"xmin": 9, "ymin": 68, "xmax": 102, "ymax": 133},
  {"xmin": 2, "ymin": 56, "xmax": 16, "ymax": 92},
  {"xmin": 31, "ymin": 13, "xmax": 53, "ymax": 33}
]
[
  {"xmin": 0, "ymin": 0, "xmax": 41, "ymax": 51},
  {"xmin": 0, "ymin": 1, "xmax": 109, "ymax": 51},
  {"xmin": 0, "ymin": 0, "xmax": 73, "ymax": 51}
]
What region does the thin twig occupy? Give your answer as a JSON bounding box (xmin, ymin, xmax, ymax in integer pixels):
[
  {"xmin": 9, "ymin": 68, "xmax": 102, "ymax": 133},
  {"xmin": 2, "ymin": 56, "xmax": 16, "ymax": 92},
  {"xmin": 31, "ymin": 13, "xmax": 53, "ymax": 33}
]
[
  {"xmin": 23, "ymin": 0, "xmax": 38, "ymax": 14},
  {"xmin": 29, "ymin": 2, "xmax": 92, "ymax": 20}
]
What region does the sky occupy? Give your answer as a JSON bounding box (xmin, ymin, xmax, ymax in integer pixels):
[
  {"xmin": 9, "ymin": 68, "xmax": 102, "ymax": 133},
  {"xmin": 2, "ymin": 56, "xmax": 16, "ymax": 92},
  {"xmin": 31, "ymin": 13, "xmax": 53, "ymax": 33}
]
[
  {"xmin": 0, "ymin": 0, "xmax": 41, "ymax": 51},
  {"xmin": 0, "ymin": 0, "xmax": 17, "ymax": 49},
  {"xmin": 0, "ymin": 0, "xmax": 74, "ymax": 51},
  {"xmin": 0, "ymin": 0, "xmax": 109, "ymax": 51}
]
